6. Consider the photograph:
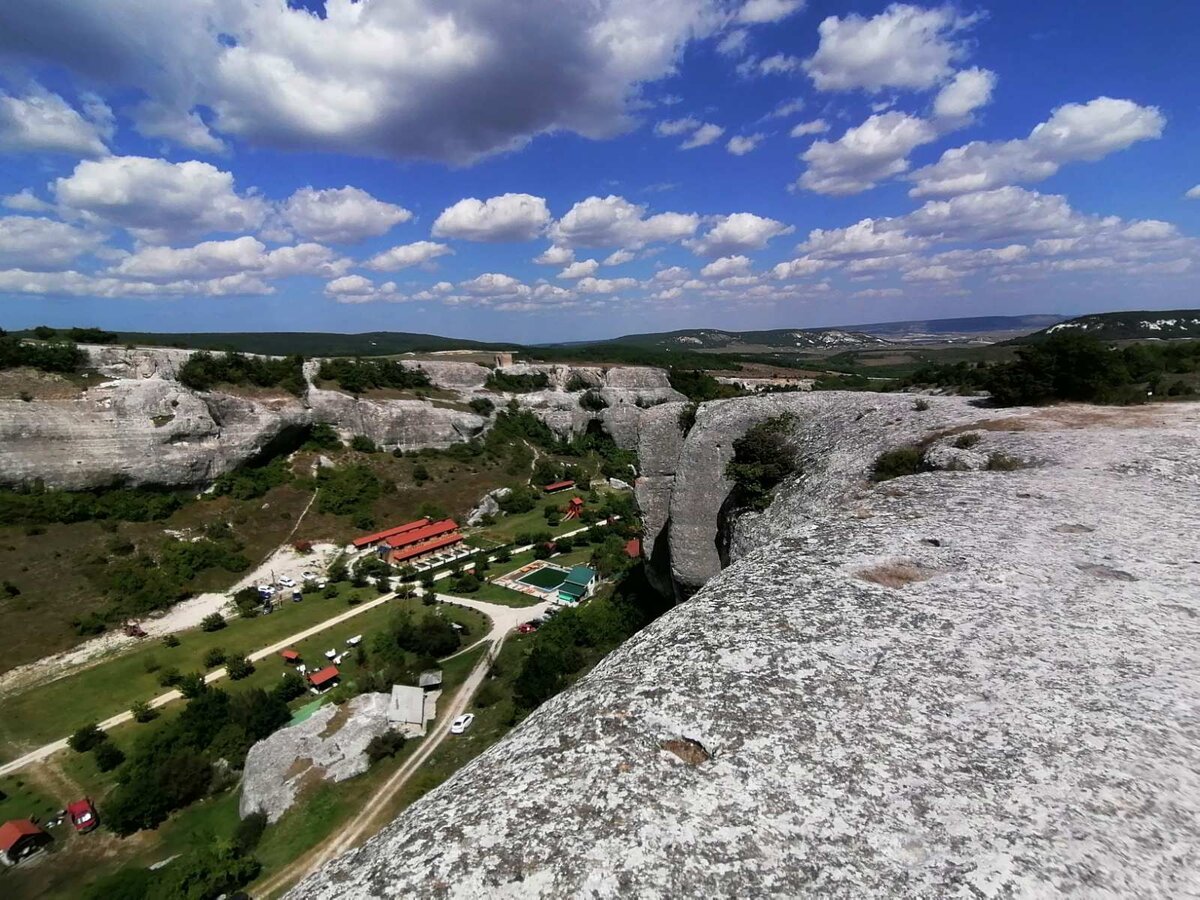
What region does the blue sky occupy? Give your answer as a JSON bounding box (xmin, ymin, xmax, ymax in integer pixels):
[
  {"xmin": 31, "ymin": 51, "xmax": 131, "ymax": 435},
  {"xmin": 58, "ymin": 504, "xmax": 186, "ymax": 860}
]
[{"xmin": 0, "ymin": 0, "xmax": 1196, "ymax": 342}]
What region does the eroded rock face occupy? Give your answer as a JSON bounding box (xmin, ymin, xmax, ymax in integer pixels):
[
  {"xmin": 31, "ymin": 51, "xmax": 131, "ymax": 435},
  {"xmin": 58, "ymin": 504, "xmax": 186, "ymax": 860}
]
[
  {"xmin": 292, "ymin": 401, "xmax": 1200, "ymax": 899},
  {"xmin": 0, "ymin": 379, "xmax": 309, "ymax": 490},
  {"xmin": 306, "ymin": 386, "xmax": 486, "ymax": 450}
]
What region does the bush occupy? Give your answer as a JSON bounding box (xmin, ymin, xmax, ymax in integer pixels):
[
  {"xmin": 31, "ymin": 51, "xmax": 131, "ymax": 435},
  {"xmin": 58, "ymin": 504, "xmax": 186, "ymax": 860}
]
[
  {"xmin": 986, "ymin": 452, "xmax": 1024, "ymax": 471},
  {"xmin": 579, "ymin": 390, "xmax": 608, "ymax": 411},
  {"xmin": 226, "ymin": 654, "xmax": 255, "ymax": 680},
  {"xmin": 872, "ymin": 446, "xmax": 928, "ymax": 482},
  {"xmin": 317, "ymin": 358, "xmax": 431, "ymax": 394},
  {"xmin": 678, "ymin": 403, "xmax": 698, "ymax": 436},
  {"xmin": 474, "ymin": 681, "xmax": 503, "ymax": 708},
  {"xmin": 468, "ymin": 397, "xmax": 495, "ymax": 416},
  {"xmin": 913, "ymin": 398, "xmax": 931, "ymax": 411},
  {"xmin": 130, "ymin": 701, "xmax": 158, "ymax": 724},
  {"xmin": 350, "ymin": 434, "xmax": 379, "ymax": 453},
  {"xmin": 453, "ymin": 573, "xmax": 481, "ymax": 593},
  {"xmin": 178, "ymin": 351, "xmax": 305, "ymax": 395},
  {"xmin": 68, "ymin": 723, "xmax": 107, "ymax": 753},
  {"xmin": 485, "ymin": 371, "xmax": 550, "ymax": 393},
  {"xmin": 200, "ymin": 612, "xmax": 226, "ymax": 632},
  {"xmin": 2, "ymin": 580, "xmax": 19, "ymax": 597},
  {"xmin": 724, "ymin": 415, "xmax": 799, "ymax": 511},
  {"xmin": 158, "ymin": 667, "xmax": 183, "ymax": 688},
  {"xmin": 162, "ymin": 634, "xmax": 181, "ymax": 648},
  {"xmin": 0, "ymin": 334, "xmax": 84, "ymax": 374},
  {"xmin": 952, "ymin": 432, "xmax": 982, "ymax": 450},
  {"xmin": 365, "ymin": 729, "xmax": 407, "ymax": 762},
  {"xmin": 232, "ymin": 810, "xmax": 268, "ymax": 855},
  {"xmin": 203, "ymin": 647, "xmax": 227, "ymax": 668},
  {"xmin": 94, "ymin": 740, "xmax": 126, "ymax": 772}
]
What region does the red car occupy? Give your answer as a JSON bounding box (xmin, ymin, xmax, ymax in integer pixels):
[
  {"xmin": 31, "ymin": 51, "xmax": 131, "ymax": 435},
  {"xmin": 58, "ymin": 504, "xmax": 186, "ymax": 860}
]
[
  {"xmin": 67, "ymin": 798, "xmax": 98, "ymax": 833},
  {"xmin": 517, "ymin": 622, "xmax": 538, "ymax": 634}
]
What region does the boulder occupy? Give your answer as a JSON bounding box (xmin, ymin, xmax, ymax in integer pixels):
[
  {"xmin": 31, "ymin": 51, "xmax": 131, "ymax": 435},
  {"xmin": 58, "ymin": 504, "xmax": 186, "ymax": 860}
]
[
  {"xmin": 467, "ymin": 487, "xmax": 511, "ymax": 526},
  {"xmin": 241, "ymin": 693, "xmax": 394, "ymax": 823}
]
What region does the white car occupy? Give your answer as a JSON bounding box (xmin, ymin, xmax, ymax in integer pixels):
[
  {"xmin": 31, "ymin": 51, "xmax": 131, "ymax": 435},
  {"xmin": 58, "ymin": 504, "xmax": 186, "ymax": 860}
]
[
  {"xmin": 257, "ymin": 584, "xmax": 275, "ymax": 595},
  {"xmin": 278, "ymin": 576, "xmax": 297, "ymax": 588},
  {"xmin": 450, "ymin": 714, "xmax": 475, "ymax": 735},
  {"xmin": 301, "ymin": 571, "xmax": 316, "ymax": 581}
]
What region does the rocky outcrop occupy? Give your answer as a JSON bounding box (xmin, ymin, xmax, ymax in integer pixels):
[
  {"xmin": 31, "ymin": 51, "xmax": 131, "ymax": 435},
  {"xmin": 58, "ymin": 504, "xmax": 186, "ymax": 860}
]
[
  {"xmin": 306, "ymin": 386, "xmax": 486, "ymax": 450},
  {"xmin": 241, "ymin": 693, "xmax": 397, "ymax": 823},
  {"xmin": 400, "ymin": 360, "xmax": 489, "ymax": 391},
  {"xmin": 81, "ymin": 343, "xmax": 194, "ymax": 380},
  {"xmin": 0, "ymin": 379, "xmax": 308, "ymax": 490},
  {"xmin": 293, "ymin": 400, "xmax": 1200, "ymax": 899},
  {"xmin": 467, "ymin": 487, "xmax": 511, "ymax": 526}
]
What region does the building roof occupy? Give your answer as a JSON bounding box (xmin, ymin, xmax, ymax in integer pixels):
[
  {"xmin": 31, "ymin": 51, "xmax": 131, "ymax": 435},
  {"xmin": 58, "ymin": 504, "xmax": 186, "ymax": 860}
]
[
  {"xmin": 418, "ymin": 669, "xmax": 443, "ymax": 688},
  {"xmin": 568, "ymin": 496, "xmax": 584, "ymax": 507},
  {"xmin": 565, "ymin": 565, "xmax": 595, "ymax": 586},
  {"xmin": 543, "ymin": 480, "xmax": 575, "ymax": 492},
  {"xmin": 389, "ymin": 684, "xmax": 426, "ymax": 725},
  {"xmin": 388, "ymin": 531, "xmax": 463, "ymax": 563},
  {"xmin": 624, "ymin": 538, "xmax": 641, "ymax": 559},
  {"xmin": 559, "ymin": 582, "xmax": 588, "ymax": 600},
  {"xmin": 352, "ymin": 518, "xmax": 431, "ymax": 549},
  {"xmin": 309, "ymin": 665, "xmax": 340, "ymax": 687},
  {"xmin": 281, "ymin": 649, "xmax": 300, "ymax": 660},
  {"xmin": 383, "ymin": 519, "xmax": 459, "ymax": 549},
  {"xmin": 0, "ymin": 819, "xmax": 45, "ymax": 852}
]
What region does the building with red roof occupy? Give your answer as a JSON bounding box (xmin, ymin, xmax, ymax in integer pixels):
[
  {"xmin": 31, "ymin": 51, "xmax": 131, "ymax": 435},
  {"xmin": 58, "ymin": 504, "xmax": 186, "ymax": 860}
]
[
  {"xmin": 379, "ymin": 518, "xmax": 464, "ymax": 565},
  {"xmin": 67, "ymin": 799, "xmax": 98, "ymax": 833},
  {"xmin": 624, "ymin": 538, "xmax": 641, "ymax": 559},
  {"xmin": 563, "ymin": 496, "xmax": 585, "ymax": 520},
  {"xmin": 0, "ymin": 819, "xmax": 50, "ymax": 866},
  {"xmin": 543, "ymin": 480, "xmax": 575, "ymax": 494},
  {"xmin": 280, "ymin": 649, "xmax": 301, "ymax": 664},
  {"xmin": 308, "ymin": 666, "xmax": 341, "ymax": 691},
  {"xmin": 352, "ymin": 518, "xmax": 431, "ymax": 550}
]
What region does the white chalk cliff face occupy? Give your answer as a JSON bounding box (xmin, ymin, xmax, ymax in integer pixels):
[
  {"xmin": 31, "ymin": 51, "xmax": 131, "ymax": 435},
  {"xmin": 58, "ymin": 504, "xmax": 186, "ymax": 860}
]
[
  {"xmin": 291, "ymin": 396, "xmax": 1200, "ymax": 898},
  {"xmin": 0, "ymin": 348, "xmax": 681, "ymax": 489}
]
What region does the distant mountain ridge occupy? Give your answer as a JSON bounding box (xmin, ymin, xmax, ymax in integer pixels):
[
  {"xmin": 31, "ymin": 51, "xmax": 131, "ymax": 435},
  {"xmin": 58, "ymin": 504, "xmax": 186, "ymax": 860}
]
[
  {"xmin": 588, "ymin": 315, "xmax": 1067, "ymax": 352},
  {"xmin": 1034, "ymin": 310, "xmax": 1200, "ymax": 341}
]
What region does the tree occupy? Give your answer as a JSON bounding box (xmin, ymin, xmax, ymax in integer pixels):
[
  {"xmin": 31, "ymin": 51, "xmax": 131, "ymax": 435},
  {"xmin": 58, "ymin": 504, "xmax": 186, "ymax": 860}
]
[
  {"xmin": 226, "ymin": 654, "xmax": 254, "ymax": 680},
  {"xmin": 94, "ymin": 740, "xmax": 126, "ymax": 772},
  {"xmin": 82, "ymin": 868, "xmax": 155, "ymax": 900},
  {"xmin": 200, "ymin": 612, "xmax": 226, "ymax": 632},
  {"xmin": 68, "ymin": 723, "xmax": 107, "ymax": 753},
  {"xmin": 130, "ymin": 701, "xmax": 158, "ymax": 723},
  {"xmin": 365, "ymin": 729, "xmax": 407, "ymax": 762},
  {"xmin": 468, "ymin": 397, "xmax": 495, "ymax": 416},
  {"xmin": 179, "ymin": 672, "xmax": 208, "ymax": 698},
  {"xmin": 272, "ymin": 671, "xmax": 307, "ymax": 703},
  {"xmin": 232, "ymin": 811, "xmax": 268, "ymax": 855},
  {"xmin": 203, "ymin": 647, "xmax": 227, "ymax": 668},
  {"xmin": 724, "ymin": 414, "xmax": 800, "ymax": 512}
]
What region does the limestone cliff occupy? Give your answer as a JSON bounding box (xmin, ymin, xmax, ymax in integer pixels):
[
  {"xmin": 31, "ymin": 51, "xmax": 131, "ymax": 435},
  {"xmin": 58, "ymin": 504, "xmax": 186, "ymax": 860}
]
[
  {"xmin": 0, "ymin": 347, "xmax": 681, "ymax": 488},
  {"xmin": 292, "ymin": 397, "xmax": 1200, "ymax": 898}
]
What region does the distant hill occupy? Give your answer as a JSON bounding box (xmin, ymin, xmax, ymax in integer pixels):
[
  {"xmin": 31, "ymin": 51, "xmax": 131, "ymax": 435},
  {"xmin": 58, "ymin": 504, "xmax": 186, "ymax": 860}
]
[
  {"xmin": 584, "ymin": 327, "xmax": 891, "ymax": 352},
  {"xmin": 850, "ymin": 314, "xmax": 1067, "ymax": 337},
  {"xmin": 1030, "ymin": 310, "xmax": 1200, "ymax": 342},
  {"xmin": 12, "ymin": 330, "xmax": 511, "ymax": 357},
  {"xmin": 584, "ymin": 315, "xmax": 1066, "ymax": 352}
]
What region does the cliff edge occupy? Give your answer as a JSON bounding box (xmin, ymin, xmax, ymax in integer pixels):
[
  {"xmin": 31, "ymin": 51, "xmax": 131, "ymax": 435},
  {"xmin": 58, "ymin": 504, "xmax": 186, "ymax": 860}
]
[{"xmin": 292, "ymin": 398, "xmax": 1200, "ymax": 898}]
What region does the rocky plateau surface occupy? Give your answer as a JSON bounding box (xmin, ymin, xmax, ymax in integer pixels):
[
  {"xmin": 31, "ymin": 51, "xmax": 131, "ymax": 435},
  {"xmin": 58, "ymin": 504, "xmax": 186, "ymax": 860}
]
[
  {"xmin": 0, "ymin": 347, "xmax": 682, "ymax": 489},
  {"xmin": 293, "ymin": 397, "xmax": 1200, "ymax": 898}
]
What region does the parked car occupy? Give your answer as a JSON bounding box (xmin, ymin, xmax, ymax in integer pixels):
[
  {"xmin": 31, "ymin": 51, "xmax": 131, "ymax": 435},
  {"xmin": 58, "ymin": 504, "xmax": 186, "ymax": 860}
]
[
  {"xmin": 517, "ymin": 622, "xmax": 537, "ymax": 634},
  {"xmin": 257, "ymin": 584, "xmax": 275, "ymax": 595},
  {"xmin": 301, "ymin": 571, "xmax": 316, "ymax": 581},
  {"xmin": 278, "ymin": 576, "xmax": 297, "ymax": 587},
  {"xmin": 450, "ymin": 714, "xmax": 475, "ymax": 734}
]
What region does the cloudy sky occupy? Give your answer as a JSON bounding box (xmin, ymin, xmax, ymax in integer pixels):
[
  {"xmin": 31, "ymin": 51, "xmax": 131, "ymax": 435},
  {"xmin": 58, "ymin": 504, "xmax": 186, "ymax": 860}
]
[{"xmin": 0, "ymin": 0, "xmax": 1196, "ymax": 342}]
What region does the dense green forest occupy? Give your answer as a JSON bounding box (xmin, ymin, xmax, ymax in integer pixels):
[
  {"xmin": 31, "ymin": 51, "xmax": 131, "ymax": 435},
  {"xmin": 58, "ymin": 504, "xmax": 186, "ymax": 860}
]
[
  {"xmin": 316, "ymin": 357, "xmax": 432, "ymax": 393},
  {"xmin": 177, "ymin": 351, "xmax": 306, "ymax": 395},
  {"xmin": 906, "ymin": 332, "xmax": 1200, "ymax": 405}
]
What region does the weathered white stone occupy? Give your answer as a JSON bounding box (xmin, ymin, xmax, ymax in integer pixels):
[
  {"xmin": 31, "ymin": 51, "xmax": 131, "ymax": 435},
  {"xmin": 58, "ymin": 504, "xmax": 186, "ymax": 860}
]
[
  {"xmin": 467, "ymin": 487, "xmax": 511, "ymax": 526},
  {"xmin": 292, "ymin": 402, "xmax": 1200, "ymax": 899},
  {"xmin": 241, "ymin": 693, "xmax": 397, "ymax": 823}
]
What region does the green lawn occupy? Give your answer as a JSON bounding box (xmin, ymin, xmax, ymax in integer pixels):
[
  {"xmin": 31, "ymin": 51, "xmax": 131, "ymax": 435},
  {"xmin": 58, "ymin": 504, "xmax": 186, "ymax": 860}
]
[
  {"xmin": 473, "ymin": 490, "xmax": 609, "ymax": 544},
  {"xmin": 0, "ymin": 586, "xmax": 487, "ymax": 762}
]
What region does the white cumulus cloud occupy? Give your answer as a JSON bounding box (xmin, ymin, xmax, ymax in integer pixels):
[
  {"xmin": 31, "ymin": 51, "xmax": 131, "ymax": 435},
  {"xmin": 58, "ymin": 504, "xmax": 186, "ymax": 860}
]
[
  {"xmin": 910, "ymin": 97, "xmax": 1165, "ymax": 197},
  {"xmin": 686, "ymin": 212, "xmax": 794, "ymax": 256},
  {"xmin": 52, "ymin": 156, "xmax": 268, "ymax": 244},
  {"xmin": 0, "ymin": 86, "xmax": 110, "ymax": 157},
  {"xmin": 805, "ymin": 4, "xmax": 979, "ymax": 92},
  {"xmin": 558, "ymin": 259, "xmax": 600, "ymax": 279},
  {"xmin": 737, "ymin": 0, "xmax": 806, "ymax": 24},
  {"xmin": 433, "ymin": 193, "xmax": 550, "ymax": 242},
  {"xmin": 279, "ymin": 186, "xmax": 412, "ymax": 244},
  {"xmin": 681, "ymin": 123, "xmax": 725, "ymax": 149},
  {"xmin": 790, "ymin": 119, "xmax": 829, "ymax": 137},
  {"xmin": 0, "ymin": 216, "xmax": 106, "ymax": 270},
  {"xmin": 364, "ymin": 241, "xmax": 452, "ymax": 271},
  {"xmin": 798, "ymin": 111, "xmax": 937, "ymax": 195},
  {"xmin": 727, "ymin": 133, "xmax": 765, "ymax": 155},
  {"xmin": 550, "ymin": 195, "xmax": 698, "ymax": 248},
  {"xmin": 933, "ymin": 67, "xmax": 997, "ymax": 123}
]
